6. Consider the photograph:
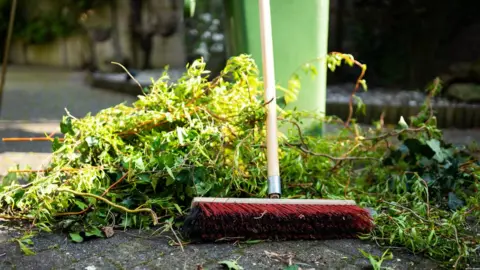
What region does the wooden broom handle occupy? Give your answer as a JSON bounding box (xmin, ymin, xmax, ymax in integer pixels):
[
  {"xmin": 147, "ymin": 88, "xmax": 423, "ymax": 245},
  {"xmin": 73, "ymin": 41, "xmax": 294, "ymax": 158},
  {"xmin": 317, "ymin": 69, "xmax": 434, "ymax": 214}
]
[{"xmin": 259, "ymin": 0, "xmax": 281, "ymax": 196}]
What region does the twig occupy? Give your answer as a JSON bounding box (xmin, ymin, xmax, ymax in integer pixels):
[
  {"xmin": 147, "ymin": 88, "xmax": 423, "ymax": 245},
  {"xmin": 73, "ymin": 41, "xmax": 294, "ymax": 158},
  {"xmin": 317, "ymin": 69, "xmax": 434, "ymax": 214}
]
[
  {"xmin": 57, "ymin": 188, "xmax": 158, "ymax": 225},
  {"xmin": 263, "ymin": 97, "xmax": 274, "ymax": 106},
  {"xmin": 2, "ymin": 137, "xmax": 64, "ymax": 142},
  {"xmin": 278, "ymin": 118, "xmax": 307, "ymax": 147},
  {"xmin": 254, "ymin": 210, "xmax": 267, "ymax": 219},
  {"xmin": 111, "ymin": 62, "xmax": 144, "ymax": 94},
  {"xmin": 103, "ymin": 173, "xmax": 128, "ymax": 195},
  {"xmin": 451, "ymin": 225, "xmax": 463, "ymax": 269},
  {"xmin": 363, "ymin": 126, "xmax": 426, "ymax": 141},
  {"xmin": 170, "ymin": 226, "xmax": 184, "ymax": 252},
  {"xmin": 8, "ymin": 166, "xmax": 102, "ymax": 174},
  {"xmin": 464, "ymin": 206, "xmax": 479, "ymax": 215},
  {"xmin": 380, "ymin": 200, "xmax": 435, "ymax": 225},
  {"xmin": 285, "ymin": 142, "xmax": 379, "ymax": 161}
]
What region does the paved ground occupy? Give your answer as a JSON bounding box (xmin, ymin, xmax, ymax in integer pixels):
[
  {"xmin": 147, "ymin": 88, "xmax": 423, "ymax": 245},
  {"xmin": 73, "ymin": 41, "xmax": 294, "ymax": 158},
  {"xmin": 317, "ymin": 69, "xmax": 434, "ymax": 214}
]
[{"xmin": 0, "ymin": 66, "xmax": 477, "ymax": 269}]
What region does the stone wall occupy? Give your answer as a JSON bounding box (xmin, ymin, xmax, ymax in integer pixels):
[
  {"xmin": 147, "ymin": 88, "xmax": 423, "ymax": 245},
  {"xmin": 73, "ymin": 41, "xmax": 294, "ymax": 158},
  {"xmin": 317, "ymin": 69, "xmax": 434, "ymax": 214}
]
[{"xmin": 7, "ymin": 0, "xmax": 186, "ymax": 72}]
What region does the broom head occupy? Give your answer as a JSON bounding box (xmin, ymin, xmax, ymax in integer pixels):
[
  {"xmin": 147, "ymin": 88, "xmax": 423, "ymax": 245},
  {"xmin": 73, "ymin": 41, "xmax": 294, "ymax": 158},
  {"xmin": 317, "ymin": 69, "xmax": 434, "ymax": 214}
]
[{"xmin": 182, "ymin": 197, "xmax": 374, "ymax": 242}]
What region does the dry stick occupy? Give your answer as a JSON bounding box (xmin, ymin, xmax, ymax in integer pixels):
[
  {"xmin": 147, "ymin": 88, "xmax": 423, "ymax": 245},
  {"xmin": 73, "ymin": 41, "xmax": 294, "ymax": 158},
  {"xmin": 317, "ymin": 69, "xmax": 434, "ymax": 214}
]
[
  {"xmin": 0, "ymin": 0, "xmax": 17, "ymax": 113},
  {"xmin": 8, "ymin": 166, "xmax": 102, "ymax": 174},
  {"xmin": 3, "ymin": 131, "xmax": 64, "ymax": 142},
  {"xmin": 2, "ymin": 137, "xmax": 64, "ymax": 142},
  {"xmin": 57, "ymin": 188, "xmax": 158, "ymax": 225},
  {"xmin": 111, "ymin": 61, "xmax": 144, "ymax": 94}
]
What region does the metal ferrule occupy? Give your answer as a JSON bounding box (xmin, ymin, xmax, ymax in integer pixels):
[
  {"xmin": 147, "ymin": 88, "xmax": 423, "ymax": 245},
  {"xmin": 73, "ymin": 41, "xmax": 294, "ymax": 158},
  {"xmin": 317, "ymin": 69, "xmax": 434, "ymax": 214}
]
[{"xmin": 268, "ymin": 175, "xmax": 281, "ymax": 197}]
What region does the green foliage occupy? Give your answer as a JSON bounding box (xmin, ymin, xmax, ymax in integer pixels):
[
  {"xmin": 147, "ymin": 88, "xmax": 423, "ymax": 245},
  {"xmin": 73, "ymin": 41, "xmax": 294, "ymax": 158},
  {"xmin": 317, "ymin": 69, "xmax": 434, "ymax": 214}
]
[
  {"xmin": 218, "ymin": 259, "xmax": 244, "ymax": 270},
  {"xmin": 0, "ymin": 0, "xmax": 109, "ymax": 46},
  {"xmin": 0, "ymin": 53, "xmax": 478, "ymax": 268},
  {"xmin": 11, "ymin": 232, "xmax": 36, "ymax": 256},
  {"xmin": 358, "ymin": 249, "xmax": 393, "ymax": 270}
]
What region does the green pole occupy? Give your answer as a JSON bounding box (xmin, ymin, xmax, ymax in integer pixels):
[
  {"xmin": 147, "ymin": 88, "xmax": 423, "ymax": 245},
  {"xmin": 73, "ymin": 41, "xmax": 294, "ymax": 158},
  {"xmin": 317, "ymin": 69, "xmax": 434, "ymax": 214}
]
[{"xmin": 224, "ymin": 0, "xmax": 330, "ymax": 134}]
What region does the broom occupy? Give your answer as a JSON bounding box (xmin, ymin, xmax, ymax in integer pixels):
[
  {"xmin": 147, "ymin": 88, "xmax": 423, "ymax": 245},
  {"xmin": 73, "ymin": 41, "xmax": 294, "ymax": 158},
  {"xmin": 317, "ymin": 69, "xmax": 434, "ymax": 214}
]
[{"xmin": 182, "ymin": 0, "xmax": 374, "ymax": 241}]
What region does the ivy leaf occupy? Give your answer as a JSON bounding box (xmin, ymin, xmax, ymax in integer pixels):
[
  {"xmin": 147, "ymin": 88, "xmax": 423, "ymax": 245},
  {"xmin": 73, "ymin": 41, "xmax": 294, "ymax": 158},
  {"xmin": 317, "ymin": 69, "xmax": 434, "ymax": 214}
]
[
  {"xmin": 69, "ymin": 232, "xmax": 84, "ymax": 243},
  {"xmin": 403, "ymin": 138, "xmax": 434, "ymax": 158},
  {"xmin": 134, "ymin": 157, "xmax": 145, "ymax": 170},
  {"xmin": 447, "ymin": 192, "xmax": 464, "ymax": 210},
  {"xmin": 60, "ymin": 117, "xmax": 74, "ymax": 135},
  {"xmin": 426, "ymin": 139, "xmax": 448, "ymax": 163},
  {"xmin": 218, "ymin": 260, "xmax": 244, "ymax": 270},
  {"xmin": 195, "ymin": 181, "xmax": 213, "ymax": 196},
  {"xmin": 85, "ymin": 136, "xmax": 98, "ymax": 147},
  {"xmin": 52, "ymin": 137, "xmax": 63, "ymax": 152}
]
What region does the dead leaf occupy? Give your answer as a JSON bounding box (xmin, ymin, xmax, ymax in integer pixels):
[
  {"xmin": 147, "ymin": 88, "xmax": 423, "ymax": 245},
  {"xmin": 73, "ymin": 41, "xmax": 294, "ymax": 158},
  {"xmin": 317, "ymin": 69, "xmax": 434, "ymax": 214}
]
[
  {"xmin": 264, "ymin": 250, "xmax": 295, "ymax": 265},
  {"xmin": 102, "ymin": 226, "xmax": 114, "ymax": 238}
]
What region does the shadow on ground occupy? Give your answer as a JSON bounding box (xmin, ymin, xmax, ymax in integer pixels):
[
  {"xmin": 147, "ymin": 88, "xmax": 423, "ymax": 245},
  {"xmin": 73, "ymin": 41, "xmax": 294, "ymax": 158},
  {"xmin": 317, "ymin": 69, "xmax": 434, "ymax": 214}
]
[{"xmin": 0, "ymin": 228, "xmax": 439, "ymax": 270}]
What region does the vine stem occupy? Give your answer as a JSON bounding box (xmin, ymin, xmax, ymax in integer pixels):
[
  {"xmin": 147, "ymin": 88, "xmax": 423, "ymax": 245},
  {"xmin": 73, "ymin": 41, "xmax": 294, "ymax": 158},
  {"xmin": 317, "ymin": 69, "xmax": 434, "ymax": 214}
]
[
  {"xmin": 55, "ymin": 173, "xmax": 128, "ymax": 217},
  {"xmin": 0, "ymin": 214, "xmax": 32, "ymax": 220},
  {"xmin": 330, "ymin": 52, "xmax": 367, "ymax": 127},
  {"xmin": 57, "ymin": 188, "xmax": 158, "ymax": 225}
]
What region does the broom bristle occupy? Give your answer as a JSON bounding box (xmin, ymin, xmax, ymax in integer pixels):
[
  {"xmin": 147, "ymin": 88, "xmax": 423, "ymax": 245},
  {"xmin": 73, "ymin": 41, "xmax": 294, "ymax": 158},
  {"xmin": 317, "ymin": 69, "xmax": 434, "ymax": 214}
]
[{"xmin": 182, "ymin": 199, "xmax": 374, "ymax": 242}]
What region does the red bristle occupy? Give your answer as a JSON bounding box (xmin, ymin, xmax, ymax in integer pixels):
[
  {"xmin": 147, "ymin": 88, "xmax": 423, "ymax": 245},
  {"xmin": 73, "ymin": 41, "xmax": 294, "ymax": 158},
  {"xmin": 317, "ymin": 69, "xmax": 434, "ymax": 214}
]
[{"xmin": 182, "ymin": 202, "xmax": 375, "ymax": 242}]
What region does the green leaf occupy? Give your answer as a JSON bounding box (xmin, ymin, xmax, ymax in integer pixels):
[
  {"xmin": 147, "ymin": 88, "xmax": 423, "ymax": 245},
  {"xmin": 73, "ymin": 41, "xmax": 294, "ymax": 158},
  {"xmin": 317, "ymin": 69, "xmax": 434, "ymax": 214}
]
[
  {"xmin": 151, "ymin": 176, "xmax": 158, "ymax": 192},
  {"xmin": 74, "ymin": 200, "xmax": 88, "ymax": 210},
  {"xmin": 85, "ymin": 227, "xmax": 104, "ymax": 238},
  {"xmin": 173, "ymin": 203, "xmax": 183, "ymax": 214},
  {"xmin": 69, "ymin": 232, "xmax": 84, "ymax": 243},
  {"xmin": 283, "ymin": 265, "xmax": 299, "ymax": 270},
  {"xmin": 2, "ymin": 172, "xmax": 17, "ymax": 186},
  {"xmin": 398, "ymin": 116, "xmax": 409, "ymax": 129},
  {"xmin": 60, "ymin": 116, "xmax": 74, "ymax": 135},
  {"xmin": 218, "ymin": 260, "xmax": 244, "ymax": 270},
  {"xmin": 243, "ymin": 239, "xmax": 263, "ymax": 244},
  {"xmin": 359, "ymin": 79, "xmax": 368, "ymax": 91},
  {"xmin": 52, "ymin": 137, "xmax": 63, "ymax": 151},
  {"xmin": 184, "ymin": 0, "xmax": 196, "ymax": 17},
  {"xmin": 426, "ymin": 139, "xmax": 448, "ymax": 163},
  {"xmin": 195, "ymin": 181, "xmax": 213, "ymax": 196},
  {"xmin": 403, "ymin": 138, "xmax": 435, "ymax": 158},
  {"xmin": 135, "ymin": 157, "xmax": 145, "ymax": 170},
  {"xmin": 17, "ymin": 241, "xmax": 35, "ymax": 256},
  {"xmin": 85, "ymin": 136, "xmax": 99, "ymax": 147},
  {"xmin": 353, "ymin": 95, "xmax": 366, "ymax": 115}
]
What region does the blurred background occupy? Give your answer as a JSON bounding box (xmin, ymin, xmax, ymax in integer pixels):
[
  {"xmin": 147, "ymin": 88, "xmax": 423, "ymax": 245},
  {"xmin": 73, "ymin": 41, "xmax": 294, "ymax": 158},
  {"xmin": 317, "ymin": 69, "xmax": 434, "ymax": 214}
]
[{"xmin": 1, "ymin": 0, "xmax": 480, "ymax": 126}]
